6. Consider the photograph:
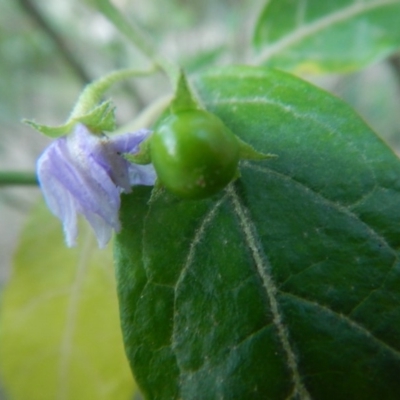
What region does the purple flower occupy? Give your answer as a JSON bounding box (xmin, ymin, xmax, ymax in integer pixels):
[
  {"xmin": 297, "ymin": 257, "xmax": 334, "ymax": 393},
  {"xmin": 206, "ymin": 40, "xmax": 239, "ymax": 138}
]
[{"xmin": 37, "ymin": 124, "xmax": 156, "ymax": 248}]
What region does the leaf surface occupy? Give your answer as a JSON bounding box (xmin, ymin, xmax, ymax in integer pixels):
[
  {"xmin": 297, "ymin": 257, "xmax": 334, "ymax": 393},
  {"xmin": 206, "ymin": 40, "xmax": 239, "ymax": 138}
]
[
  {"xmin": 253, "ymin": 0, "xmax": 400, "ymax": 73},
  {"xmin": 0, "ymin": 201, "xmax": 136, "ymax": 400},
  {"xmin": 115, "ymin": 66, "xmax": 400, "ymax": 399}
]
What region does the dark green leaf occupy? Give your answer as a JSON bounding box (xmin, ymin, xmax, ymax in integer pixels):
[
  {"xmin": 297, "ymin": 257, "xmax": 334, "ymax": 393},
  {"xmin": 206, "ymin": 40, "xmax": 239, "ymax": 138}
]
[
  {"xmin": 253, "ymin": 0, "xmax": 400, "ymax": 73},
  {"xmin": 115, "ymin": 66, "xmax": 400, "ymax": 399}
]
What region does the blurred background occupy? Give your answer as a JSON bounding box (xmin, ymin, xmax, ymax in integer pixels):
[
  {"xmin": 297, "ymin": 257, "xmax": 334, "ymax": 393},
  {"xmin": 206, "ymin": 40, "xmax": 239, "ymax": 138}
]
[{"xmin": 1, "ymin": 0, "xmax": 400, "ymax": 398}]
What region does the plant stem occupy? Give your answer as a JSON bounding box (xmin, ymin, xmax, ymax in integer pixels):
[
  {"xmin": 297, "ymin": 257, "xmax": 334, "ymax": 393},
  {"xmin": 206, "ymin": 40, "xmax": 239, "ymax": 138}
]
[
  {"xmin": 92, "ymin": 0, "xmax": 179, "ymax": 84},
  {"xmin": 17, "ymin": 0, "xmax": 91, "ymax": 85},
  {"xmin": 114, "ymin": 94, "xmax": 173, "ymax": 134},
  {"xmin": 70, "ymin": 66, "xmax": 157, "ymax": 118},
  {"xmin": 0, "ymin": 172, "xmax": 38, "ymax": 186},
  {"xmin": 389, "ymin": 53, "xmax": 400, "ymax": 92}
]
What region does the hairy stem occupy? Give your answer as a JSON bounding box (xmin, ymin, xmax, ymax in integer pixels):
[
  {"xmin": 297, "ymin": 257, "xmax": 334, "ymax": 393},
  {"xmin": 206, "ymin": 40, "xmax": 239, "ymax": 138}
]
[{"xmin": 70, "ymin": 66, "xmax": 158, "ymax": 118}]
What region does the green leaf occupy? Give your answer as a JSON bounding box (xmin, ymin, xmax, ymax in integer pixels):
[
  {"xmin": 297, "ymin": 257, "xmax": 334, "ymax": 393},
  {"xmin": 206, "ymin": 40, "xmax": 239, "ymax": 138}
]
[
  {"xmin": 0, "ymin": 201, "xmax": 136, "ymax": 400},
  {"xmin": 24, "ymin": 101, "xmax": 116, "ymax": 138},
  {"xmin": 24, "ymin": 119, "xmax": 76, "ymax": 138},
  {"xmin": 253, "ymin": 0, "xmax": 400, "ymax": 73},
  {"xmin": 114, "ymin": 66, "xmax": 400, "ymax": 399},
  {"xmin": 77, "ymin": 100, "xmax": 116, "ymax": 133}
]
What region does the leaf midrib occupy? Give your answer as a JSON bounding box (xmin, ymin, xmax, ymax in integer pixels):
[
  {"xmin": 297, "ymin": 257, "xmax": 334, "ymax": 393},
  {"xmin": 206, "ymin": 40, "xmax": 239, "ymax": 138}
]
[
  {"xmin": 163, "ymin": 185, "xmax": 309, "ymax": 396},
  {"xmin": 227, "ymin": 184, "xmax": 312, "ymax": 400},
  {"xmin": 255, "ymin": 0, "xmax": 399, "ymax": 64},
  {"xmin": 163, "ymin": 160, "xmax": 398, "ymax": 395}
]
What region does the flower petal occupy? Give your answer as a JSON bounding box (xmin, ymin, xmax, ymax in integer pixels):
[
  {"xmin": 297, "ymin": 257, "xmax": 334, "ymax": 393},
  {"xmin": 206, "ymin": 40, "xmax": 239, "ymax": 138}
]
[
  {"xmin": 128, "ymin": 163, "xmax": 157, "ymax": 186},
  {"xmin": 111, "ymin": 129, "xmax": 151, "ymax": 154},
  {"xmin": 66, "ymin": 126, "xmax": 121, "ymax": 217},
  {"xmin": 37, "ymin": 141, "xmax": 79, "ymax": 246},
  {"xmin": 82, "ymin": 210, "xmax": 115, "ymax": 248},
  {"xmin": 36, "ymin": 124, "xmax": 156, "ymax": 248}
]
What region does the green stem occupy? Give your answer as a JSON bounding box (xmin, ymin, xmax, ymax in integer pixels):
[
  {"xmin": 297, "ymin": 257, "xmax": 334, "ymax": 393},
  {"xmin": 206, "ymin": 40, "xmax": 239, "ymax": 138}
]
[
  {"xmin": 0, "ymin": 172, "xmax": 38, "ymax": 186},
  {"xmin": 92, "ymin": 0, "xmax": 179, "ymax": 83},
  {"xmin": 389, "ymin": 53, "xmax": 400, "ymax": 93},
  {"xmin": 114, "ymin": 94, "xmax": 173, "ymax": 134},
  {"xmin": 70, "ymin": 66, "xmax": 158, "ymax": 118}
]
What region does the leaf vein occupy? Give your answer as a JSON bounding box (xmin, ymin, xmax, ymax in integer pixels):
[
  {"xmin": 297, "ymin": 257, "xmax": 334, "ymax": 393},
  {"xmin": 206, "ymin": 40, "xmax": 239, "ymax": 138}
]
[
  {"xmin": 255, "ymin": 0, "xmax": 399, "ymax": 64},
  {"xmin": 281, "ymin": 291, "xmax": 400, "ymax": 359},
  {"xmin": 228, "ymin": 184, "xmax": 311, "ymax": 400},
  {"xmin": 279, "ymin": 259, "xmax": 329, "ymax": 288},
  {"xmin": 208, "ymin": 95, "xmax": 372, "ymax": 149},
  {"xmin": 174, "ymin": 194, "xmax": 228, "ymax": 291},
  {"xmin": 57, "ymin": 228, "xmax": 94, "ymax": 400},
  {"xmin": 243, "ymin": 162, "xmax": 394, "ymax": 254},
  {"xmin": 347, "ymin": 258, "xmax": 399, "ymax": 317},
  {"xmin": 234, "ymin": 323, "xmax": 273, "ymax": 349},
  {"xmin": 18, "ymin": 288, "xmax": 71, "ymax": 317},
  {"xmin": 171, "ymin": 195, "xmax": 228, "ymax": 377}
]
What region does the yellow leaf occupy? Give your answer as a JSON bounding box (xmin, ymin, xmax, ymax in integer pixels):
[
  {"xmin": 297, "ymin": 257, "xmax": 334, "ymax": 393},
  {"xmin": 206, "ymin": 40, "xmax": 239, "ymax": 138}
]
[{"xmin": 0, "ymin": 201, "xmax": 137, "ymax": 400}]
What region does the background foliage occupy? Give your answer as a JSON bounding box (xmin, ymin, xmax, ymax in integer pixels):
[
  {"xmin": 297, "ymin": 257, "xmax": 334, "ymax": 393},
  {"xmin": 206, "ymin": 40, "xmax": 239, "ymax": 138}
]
[{"xmin": 0, "ymin": 202, "xmax": 135, "ymax": 400}]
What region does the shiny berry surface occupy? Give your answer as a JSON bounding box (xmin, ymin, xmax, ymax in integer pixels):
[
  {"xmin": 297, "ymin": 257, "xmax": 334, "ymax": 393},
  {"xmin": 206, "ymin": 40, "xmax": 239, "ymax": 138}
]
[{"xmin": 150, "ymin": 110, "xmax": 240, "ymax": 199}]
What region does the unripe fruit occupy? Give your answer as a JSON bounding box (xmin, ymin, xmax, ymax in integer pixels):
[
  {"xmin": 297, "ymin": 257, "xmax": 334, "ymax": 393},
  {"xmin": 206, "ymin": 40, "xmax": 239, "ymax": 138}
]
[{"xmin": 150, "ymin": 110, "xmax": 240, "ymax": 199}]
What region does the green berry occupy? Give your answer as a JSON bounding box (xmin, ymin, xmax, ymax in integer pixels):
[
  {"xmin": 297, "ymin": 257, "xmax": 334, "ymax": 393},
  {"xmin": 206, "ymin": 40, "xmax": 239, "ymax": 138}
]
[{"xmin": 150, "ymin": 109, "xmax": 240, "ymax": 199}]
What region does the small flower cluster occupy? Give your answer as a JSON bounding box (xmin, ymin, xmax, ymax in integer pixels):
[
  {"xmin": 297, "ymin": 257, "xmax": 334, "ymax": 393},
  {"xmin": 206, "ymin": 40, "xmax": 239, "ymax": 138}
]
[{"xmin": 37, "ymin": 124, "xmax": 155, "ymax": 248}]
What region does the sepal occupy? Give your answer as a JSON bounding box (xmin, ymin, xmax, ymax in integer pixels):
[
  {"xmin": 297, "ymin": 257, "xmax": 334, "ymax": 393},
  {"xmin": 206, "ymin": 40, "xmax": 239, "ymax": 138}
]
[
  {"xmin": 124, "ymin": 135, "xmax": 152, "ymax": 165},
  {"xmin": 237, "ymin": 137, "xmax": 277, "ymax": 160},
  {"xmin": 170, "ymin": 70, "xmax": 201, "ymax": 113}
]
